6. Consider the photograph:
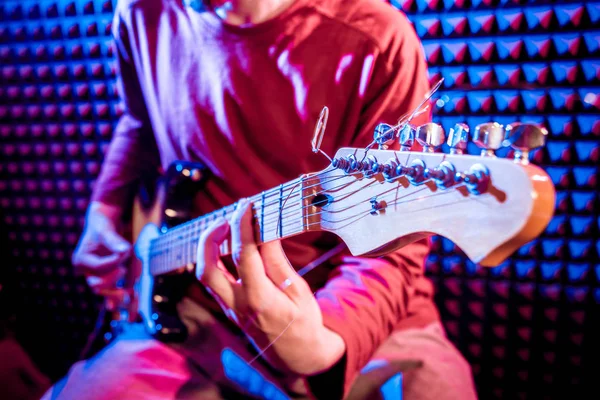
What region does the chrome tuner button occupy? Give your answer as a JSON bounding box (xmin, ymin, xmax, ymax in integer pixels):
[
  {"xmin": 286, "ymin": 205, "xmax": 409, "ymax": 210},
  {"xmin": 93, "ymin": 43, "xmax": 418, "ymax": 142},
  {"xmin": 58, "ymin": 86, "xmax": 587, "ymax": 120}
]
[
  {"xmin": 332, "ymin": 156, "xmax": 353, "ymax": 173},
  {"xmin": 406, "ymin": 159, "xmax": 427, "ymax": 185},
  {"xmin": 364, "ymin": 155, "xmax": 379, "ymax": 177},
  {"xmin": 333, "ymin": 154, "xmax": 372, "ymax": 174},
  {"xmin": 416, "ymin": 123, "xmax": 446, "ymax": 153},
  {"xmin": 503, "ymin": 122, "xmax": 548, "ymax": 164},
  {"xmin": 398, "ymin": 124, "xmax": 416, "ymax": 151},
  {"xmin": 447, "ymin": 123, "xmax": 469, "ymax": 155},
  {"xmin": 456, "ymin": 164, "xmax": 491, "ymax": 195},
  {"xmin": 425, "ymin": 161, "xmax": 457, "ymax": 189},
  {"xmin": 346, "ymin": 154, "xmax": 364, "ymax": 173},
  {"xmin": 473, "ymin": 122, "xmax": 505, "ymax": 157},
  {"xmin": 331, "ymin": 157, "xmax": 348, "ymax": 170},
  {"xmin": 371, "ymin": 161, "xmax": 385, "ymax": 174},
  {"xmin": 395, "ymin": 164, "xmax": 411, "ymax": 177},
  {"xmin": 350, "ymin": 156, "xmax": 363, "ymax": 171},
  {"xmin": 374, "ymin": 123, "xmax": 396, "ymax": 150},
  {"xmin": 382, "ymin": 159, "xmax": 399, "ymax": 181}
]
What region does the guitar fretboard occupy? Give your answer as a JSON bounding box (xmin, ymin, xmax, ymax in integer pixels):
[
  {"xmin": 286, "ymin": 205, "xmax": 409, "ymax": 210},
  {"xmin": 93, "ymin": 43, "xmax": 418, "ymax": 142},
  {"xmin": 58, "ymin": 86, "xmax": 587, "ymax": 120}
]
[{"xmin": 147, "ymin": 177, "xmax": 305, "ymax": 276}]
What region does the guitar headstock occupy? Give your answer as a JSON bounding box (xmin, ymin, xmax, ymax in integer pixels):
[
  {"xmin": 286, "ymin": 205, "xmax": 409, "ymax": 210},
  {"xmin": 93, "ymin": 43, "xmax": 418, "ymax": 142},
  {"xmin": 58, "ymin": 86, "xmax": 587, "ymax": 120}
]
[{"xmin": 303, "ymin": 121, "xmax": 555, "ymax": 267}]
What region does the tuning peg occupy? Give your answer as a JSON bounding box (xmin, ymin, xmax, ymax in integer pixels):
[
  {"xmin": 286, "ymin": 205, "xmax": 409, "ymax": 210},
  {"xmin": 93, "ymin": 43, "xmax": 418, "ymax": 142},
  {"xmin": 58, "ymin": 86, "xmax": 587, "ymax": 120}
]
[
  {"xmin": 397, "ymin": 124, "xmax": 415, "ymax": 151},
  {"xmin": 472, "ymin": 122, "xmax": 505, "ymax": 157},
  {"xmin": 447, "ymin": 123, "xmax": 469, "ymax": 155},
  {"xmin": 373, "ymin": 123, "xmax": 396, "ymax": 150},
  {"xmin": 415, "ymin": 123, "xmax": 445, "ymax": 153},
  {"xmin": 503, "ymin": 122, "xmax": 548, "ymax": 164}
]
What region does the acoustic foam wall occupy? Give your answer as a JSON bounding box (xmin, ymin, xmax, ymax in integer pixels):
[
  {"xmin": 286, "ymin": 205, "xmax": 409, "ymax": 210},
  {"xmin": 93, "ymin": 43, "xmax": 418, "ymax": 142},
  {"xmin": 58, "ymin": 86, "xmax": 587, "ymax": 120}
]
[
  {"xmin": 0, "ymin": 0, "xmax": 598, "ymax": 398},
  {"xmin": 398, "ymin": 0, "xmax": 599, "ymax": 398},
  {"xmin": 0, "ymin": 0, "xmax": 118, "ymax": 379}
]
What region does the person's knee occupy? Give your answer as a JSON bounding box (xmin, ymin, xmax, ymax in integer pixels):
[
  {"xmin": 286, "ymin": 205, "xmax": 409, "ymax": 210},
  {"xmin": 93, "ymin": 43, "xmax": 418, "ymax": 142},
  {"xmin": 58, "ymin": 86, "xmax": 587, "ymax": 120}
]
[
  {"xmin": 41, "ymin": 336, "xmax": 192, "ymax": 399},
  {"xmin": 402, "ymin": 351, "xmax": 477, "ymax": 400}
]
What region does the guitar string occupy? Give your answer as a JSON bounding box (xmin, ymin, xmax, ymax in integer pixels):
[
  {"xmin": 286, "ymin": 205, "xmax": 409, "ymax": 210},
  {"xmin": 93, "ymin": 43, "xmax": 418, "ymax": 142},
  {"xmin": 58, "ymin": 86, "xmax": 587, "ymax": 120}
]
[
  {"xmin": 144, "ymin": 172, "xmax": 327, "ymax": 250},
  {"xmin": 140, "ymin": 175, "xmax": 372, "ymax": 260},
  {"xmin": 147, "ymin": 142, "xmax": 426, "ymax": 250},
  {"xmin": 244, "ymin": 168, "xmax": 379, "ymax": 212},
  {"xmin": 149, "ymin": 142, "xmax": 422, "ymax": 249},
  {"xmin": 146, "ymin": 173, "xmax": 405, "ymax": 261},
  {"xmin": 140, "ymin": 180, "xmax": 462, "ymax": 261},
  {"xmin": 147, "ymin": 167, "xmax": 399, "ymax": 253},
  {"xmin": 251, "ymin": 173, "xmax": 378, "ymax": 224},
  {"xmin": 144, "ymin": 184, "xmax": 465, "ymax": 275},
  {"xmin": 255, "ymin": 143, "xmax": 423, "ymax": 211},
  {"xmin": 146, "ymin": 171, "xmax": 366, "ymax": 253},
  {"xmin": 151, "ymin": 169, "xmax": 365, "ymax": 246},
  {"xmin": 152, "ymin": 140, "xmax": 426, "ymax": 240},
  {"xmin": 146, "ymin": 183, "xmax": 430, "ymax": 264},
  {"xmin": 147, "ymin": 193, "xmax": 472, "ymax": 277}
]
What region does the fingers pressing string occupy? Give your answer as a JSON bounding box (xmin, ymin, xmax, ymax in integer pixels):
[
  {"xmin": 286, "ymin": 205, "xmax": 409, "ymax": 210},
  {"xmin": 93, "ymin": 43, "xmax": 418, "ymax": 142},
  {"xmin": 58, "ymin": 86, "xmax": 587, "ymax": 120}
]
[{"xmin": 196, "ymin": 217, "xmax": 238, "ymax": 310}]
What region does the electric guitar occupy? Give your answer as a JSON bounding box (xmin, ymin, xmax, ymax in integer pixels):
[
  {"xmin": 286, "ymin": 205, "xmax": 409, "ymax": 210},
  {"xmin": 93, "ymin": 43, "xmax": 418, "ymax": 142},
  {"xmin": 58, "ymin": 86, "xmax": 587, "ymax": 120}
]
[{"xmin": 119, "ymin": 120, "xmax": 555, "ymax": 342}]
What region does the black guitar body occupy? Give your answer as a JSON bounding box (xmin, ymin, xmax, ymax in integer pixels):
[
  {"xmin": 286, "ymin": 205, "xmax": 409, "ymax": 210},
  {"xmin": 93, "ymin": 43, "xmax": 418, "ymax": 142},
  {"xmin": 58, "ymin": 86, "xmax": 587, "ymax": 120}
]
[{"xmin": 132, "ymin": 161, "xmax": 207, "ymax": 343}]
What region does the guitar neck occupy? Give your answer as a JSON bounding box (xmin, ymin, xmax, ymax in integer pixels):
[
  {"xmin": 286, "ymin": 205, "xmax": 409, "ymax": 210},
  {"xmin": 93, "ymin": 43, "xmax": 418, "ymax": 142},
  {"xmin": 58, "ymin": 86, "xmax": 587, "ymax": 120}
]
[
  {"xmin": 148, "ymin": 177, "xmax": 306, "ymax": 276},
  {"xmin": 144, "ymin": 141, "xmax": 556, "ymax": 276}
]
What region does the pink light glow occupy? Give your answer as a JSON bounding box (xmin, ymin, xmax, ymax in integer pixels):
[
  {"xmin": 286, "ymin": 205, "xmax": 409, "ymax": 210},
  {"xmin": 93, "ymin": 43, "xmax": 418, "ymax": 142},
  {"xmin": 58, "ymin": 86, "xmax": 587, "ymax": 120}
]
[
  {"xmin": 335, "ymin": 54, "xmax": 354, "ymax": 84},
  {"xmin": 358, "ymin": 54, "xmax": 375, "ymax": 98},
  {"xmin": 277, "ymin": 49, "xmax": 309, "ymax": 120}
]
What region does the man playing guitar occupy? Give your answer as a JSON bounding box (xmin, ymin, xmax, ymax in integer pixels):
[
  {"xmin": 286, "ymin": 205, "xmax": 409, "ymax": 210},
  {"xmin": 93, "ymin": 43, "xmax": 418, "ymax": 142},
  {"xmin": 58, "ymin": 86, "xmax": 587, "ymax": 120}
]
[{"xmin": 43, "ymin": 0, "xmax": 478, "ymax": 398}]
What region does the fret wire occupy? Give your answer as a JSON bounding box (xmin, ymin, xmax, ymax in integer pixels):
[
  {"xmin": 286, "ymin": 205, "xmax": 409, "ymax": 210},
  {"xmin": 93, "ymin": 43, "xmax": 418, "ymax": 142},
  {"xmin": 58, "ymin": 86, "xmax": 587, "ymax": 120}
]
[
  {"xmin": 261, "ymin": 191, "xmax": 265, "ymax": 243},
  {"xmin": 152, "ymin": 198, "xmax": 286, "ymax": 253},
  {"xmin": 148, "ymin": 176, "xmax": 306, "ymax": 275},
  {"xmin": 148, "ymin": 221, "xmax": 305, "ymax": 275},
  {"xmin": 278, "ymin": 184, "xmax": 283, "ymax": 238},
  {"xmin": 149, "ymin": 219, "xmax": 305, "ymax": 257},
  {"xmin": 149, "ymin": 177, "xmax": 302, "ymax": 253},
  {"xmin": 150, "ymin": 173, "xmax": 330, "ymax": 253},
  {"xmin": 148, "ymin": 217, "xmax": 305, "ymax": 258}
]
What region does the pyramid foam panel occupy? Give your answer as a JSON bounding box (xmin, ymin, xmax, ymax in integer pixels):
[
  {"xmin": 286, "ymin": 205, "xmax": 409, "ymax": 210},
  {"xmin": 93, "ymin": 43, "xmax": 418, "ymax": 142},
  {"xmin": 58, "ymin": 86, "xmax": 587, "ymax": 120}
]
[
  {"xmin": 402, "ymin": 1, "xmax": 599, "ymax": 398},
  {"xmin": 0, "ymin": 0, "xmax": 598, "ymax": 397}
]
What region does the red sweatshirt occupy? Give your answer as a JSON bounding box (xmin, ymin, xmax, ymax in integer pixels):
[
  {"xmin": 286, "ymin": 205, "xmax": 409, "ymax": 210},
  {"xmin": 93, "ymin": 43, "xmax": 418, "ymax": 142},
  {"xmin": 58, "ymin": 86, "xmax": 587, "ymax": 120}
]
[{"xmin": 93, "ymin": 0, "xmax": 439, "ymax": 396}]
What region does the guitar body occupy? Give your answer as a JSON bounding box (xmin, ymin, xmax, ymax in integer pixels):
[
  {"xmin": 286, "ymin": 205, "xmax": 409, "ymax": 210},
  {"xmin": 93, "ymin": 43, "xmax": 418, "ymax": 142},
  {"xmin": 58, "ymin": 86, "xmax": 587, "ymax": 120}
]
[{"xmin": 128, "ymin": 161, "xmax": 206, "ymax": 343}]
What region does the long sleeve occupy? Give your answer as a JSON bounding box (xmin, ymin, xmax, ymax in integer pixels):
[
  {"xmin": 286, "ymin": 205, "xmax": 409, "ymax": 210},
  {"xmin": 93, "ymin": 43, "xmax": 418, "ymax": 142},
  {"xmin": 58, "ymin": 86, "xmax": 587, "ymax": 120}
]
[
  {"xmin": 307, "ymin": 16, "xmax": 436, "ymax": 399},
  {"xmin": 90, "ymin": 5, "xmax": 160, "ymax": 210}
]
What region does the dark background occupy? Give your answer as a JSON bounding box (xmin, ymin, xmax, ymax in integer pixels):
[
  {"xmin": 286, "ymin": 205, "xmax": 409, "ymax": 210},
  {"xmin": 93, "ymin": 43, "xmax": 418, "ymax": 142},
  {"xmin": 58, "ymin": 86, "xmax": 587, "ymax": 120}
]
[{"xmin": 1, "ymin": 0, "xmax": 598, "ymax": 398}]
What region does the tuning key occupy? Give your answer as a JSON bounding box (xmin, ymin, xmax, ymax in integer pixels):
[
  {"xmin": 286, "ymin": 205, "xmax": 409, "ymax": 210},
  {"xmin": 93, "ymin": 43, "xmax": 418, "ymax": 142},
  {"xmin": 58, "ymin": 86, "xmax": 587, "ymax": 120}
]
[
  {"xmin": 405, "ymin": 159, "xmax": 427, "ymax": 185},
  {"xmin": 503, "ymin": 122, "xmax": 548, "ymax": 164},
  {"xmin": 425, "ymin": 161, "xmax": 457, "ymax": 189},
  {"xmin": 397, "ymin": 124, "xmax": 415, "ymax": 151},
  {"xmin": 416, "ymin": 123, "xmax": 446, "ymax": 153},
  {"xmin": 456, "ymin": 164, "xmax": 491, "ymax": 195},
  {"xmin": 373, "ymin": 123, "xmax": 396, "ymax": 150},
  {"xmin": 473, "ymin": 122, "xmax": 505, "ymax": 157},
  {"xmin": 447, "ymin": 123, "xmax": 469, "ymax": 155}
]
